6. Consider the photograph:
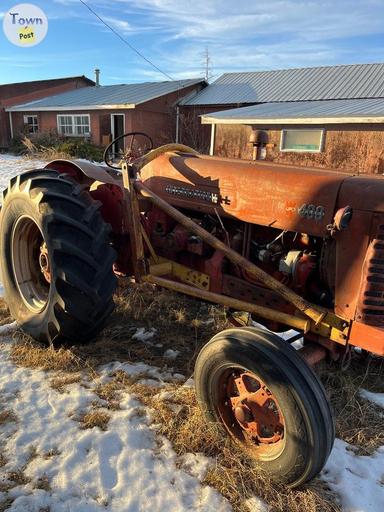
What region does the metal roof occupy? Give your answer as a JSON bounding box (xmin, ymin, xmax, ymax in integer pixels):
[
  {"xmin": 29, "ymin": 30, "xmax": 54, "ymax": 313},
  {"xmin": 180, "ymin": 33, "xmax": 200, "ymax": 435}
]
[
  {"xmin": 184, "ymin": 63, "xmax": 384, "ymax": 106},
  {"xmin": 7, "ymin": 79, "xmax": 205, "ymax": 112},
  {"xmin": 201, "ymin": 98, "xmax": 384, "ymax": 125},
  {"xmin": 0, "ymin": 75, "xmax": 95, "ymax": 88}
]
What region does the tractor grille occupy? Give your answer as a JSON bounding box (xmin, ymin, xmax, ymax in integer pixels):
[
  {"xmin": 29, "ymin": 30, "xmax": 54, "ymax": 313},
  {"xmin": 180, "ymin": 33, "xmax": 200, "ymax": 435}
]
[{"xmin": 359, "ymin": 224, "xmax": 384, "ymax": 326}]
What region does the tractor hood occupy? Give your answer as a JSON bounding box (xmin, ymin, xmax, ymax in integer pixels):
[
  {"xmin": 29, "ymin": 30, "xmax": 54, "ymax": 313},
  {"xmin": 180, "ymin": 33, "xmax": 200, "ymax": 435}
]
[
  {"xmin": 140, "ymin": 152, "xmax": 351, "ymax": 237},
  {"xmin": 337, "ymin": 175, "xmax": 384, "ymax": 213}
]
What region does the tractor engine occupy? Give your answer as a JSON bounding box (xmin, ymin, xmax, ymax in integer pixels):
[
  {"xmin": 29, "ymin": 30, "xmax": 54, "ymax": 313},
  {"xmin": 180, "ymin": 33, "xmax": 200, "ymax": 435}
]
[{"xmin": 144, "ymin": 205, "xmax": 333, "ymax": 313}]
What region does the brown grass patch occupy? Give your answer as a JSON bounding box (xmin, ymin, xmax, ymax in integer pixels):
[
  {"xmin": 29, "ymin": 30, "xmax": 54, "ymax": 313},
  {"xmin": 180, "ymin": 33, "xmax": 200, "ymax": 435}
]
[
  {"xmin": 0, "ymin": 410, "xmax": 17, "ymax": 425},
  {"xmin": 34, "ymin": 474, "xmax": 51, "ymax": 491},
  {"xmin": 50, "ymin": 373, "xmax": 82, "ymax": 393},
  {"xmin": 0, "ymin": 469, "xmax": 31, "ymax": 492},
  {"xmin": 79, "ymin": 410, "xmax": 111, "ymax": 431},
  {"xmin": 320, "ymin": 355, "xmax": 384, "ymax": 455},
  {"xmin": 94, "ymin": 370, "xmax": 158, "ymax": 410},
  {"xmin": 135, "ymin": 386, "xmax": 340, "ymax": 512},
  {"xmin": 0, "ymin": 498, "xmax": 15, "ymax": 512},
  {"xmin": 11, "ymin": 334, "xmax": 85, "ymax": 373},
  {"xmin": 74, "ymin": 282, "xmax": 227, "ymax": 374},
  {"xmin": 3, "ymin": 282, "xmax": 383, "ymax": 511},
  {"xmin": 0, "ymin": 298, "xmax": 12, "ymax": 326},
  {"xmin": 0, "ymin": 453, "xmax": 7, "ymax": 467},
  {"xmin": 43, "ymin": 448, "xmax": 61, "ymax": 459}
]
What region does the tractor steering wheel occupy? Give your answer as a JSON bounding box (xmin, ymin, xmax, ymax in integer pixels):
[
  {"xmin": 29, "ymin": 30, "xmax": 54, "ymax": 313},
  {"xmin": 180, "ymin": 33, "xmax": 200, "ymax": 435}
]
[{"xmin": 103, "ymin": 131, "xmax": 154, "ymax": 169}]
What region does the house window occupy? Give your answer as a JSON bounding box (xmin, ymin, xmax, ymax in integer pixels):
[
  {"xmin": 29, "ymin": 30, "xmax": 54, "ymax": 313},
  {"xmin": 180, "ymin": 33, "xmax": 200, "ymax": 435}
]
[
  {"xmin": 23, "ymin": 115, "xmax": 38, "ymax": 134},
  {"xmin": 280, "ymin": 129, "xmax": 324, "ymax": 152},
  {"xmin": 57, "ymin": 114, "xmax": 90, "ymax": 136}
]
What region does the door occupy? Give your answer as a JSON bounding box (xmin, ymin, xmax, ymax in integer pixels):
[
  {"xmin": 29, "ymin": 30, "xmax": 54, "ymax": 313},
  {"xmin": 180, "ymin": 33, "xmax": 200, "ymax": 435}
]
[{"xmin": 111, "ymin": 114, "xmax": 125, "ymax": 154}]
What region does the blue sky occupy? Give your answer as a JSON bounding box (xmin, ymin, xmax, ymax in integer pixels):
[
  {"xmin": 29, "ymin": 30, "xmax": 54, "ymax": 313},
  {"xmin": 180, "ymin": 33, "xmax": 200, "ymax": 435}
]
[{"xmin": 1, "ymin": 0, "xmax": 384, "ymax": 85}]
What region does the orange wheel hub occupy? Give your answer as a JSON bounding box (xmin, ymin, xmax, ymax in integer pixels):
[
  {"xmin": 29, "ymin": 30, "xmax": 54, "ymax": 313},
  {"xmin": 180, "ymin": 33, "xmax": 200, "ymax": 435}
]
[{"xmin": 217, "ymin": 369, "xmax": 285, "ymax": 458}]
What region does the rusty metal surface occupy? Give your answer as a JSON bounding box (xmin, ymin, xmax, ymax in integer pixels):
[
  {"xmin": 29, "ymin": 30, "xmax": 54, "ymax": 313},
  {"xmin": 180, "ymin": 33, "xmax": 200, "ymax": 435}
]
[
  {"xmin": 334, "ymin": 210, "xmax": 372, "ymax": 320},
  {"xmin": 45, "ymin": 159, "xmax": 123, "ymax": 187},
  {"xmin": 356, "ymin": 218, "xmax": 384, "ymax": 327},
  {"xmin": 338, "ymin": 175, "xmax": 384, "ymax": 213},
  {"xmin": 298, "ymin": 344, "xmax": 327, "ymax": 366},
  {"xmin": 121, "ymin": 162, "xmax": 146, "ymax": 281},
  {"xmin": 139, "ymin": 152, "xmax": 346, "ymax": 237},
  {"xmin": 136, "ymin": 180, "xmax": 326, "ymax": 324},
  {"xmin": 220, "ymin": 370, "xmax": 285, "ymax": 455},
  {"xmin": 348, "ymin": 320, "xmax": 384, "ymax": 356},
  {"xmin": 144, "ymin": 274, "xmax": 310, "ymax": 332},
  {"xmin": 221, "ymin": 274, "xmax": 294, "ymax": 315}
]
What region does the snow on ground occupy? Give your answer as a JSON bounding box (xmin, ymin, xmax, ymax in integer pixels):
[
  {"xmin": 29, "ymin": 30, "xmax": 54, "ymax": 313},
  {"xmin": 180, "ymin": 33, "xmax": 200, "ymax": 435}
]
[
  {"xmin": 0, "ymin": 155, "xmax": 384, "ymax": 511},
  {"xmin": 0, "ymin": 328, "xmax": 231, "ymax": 512},
  {"xmin": 360, "ymin": 389, "xmax": 384, "ymax": 409},
  {"xmin": 0, "ymin": 154, "xmax": 48, "ymax": 197},
  {"xmin": 323, "ymin": 439, "xmax": 384, "ymax": 512}
]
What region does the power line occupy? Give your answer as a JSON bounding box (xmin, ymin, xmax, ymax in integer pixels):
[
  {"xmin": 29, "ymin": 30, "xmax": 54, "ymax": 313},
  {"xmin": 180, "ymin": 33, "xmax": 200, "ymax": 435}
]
[{"xmin": 79, "ymin": 0, "xmax": 174, "ymax": 81}]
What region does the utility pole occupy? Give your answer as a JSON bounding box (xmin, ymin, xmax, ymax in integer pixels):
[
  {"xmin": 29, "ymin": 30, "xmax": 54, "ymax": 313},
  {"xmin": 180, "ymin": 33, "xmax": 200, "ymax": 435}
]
[{"xmin": 203, "ymin": 47, "xmax": 212, "ymax": 81}]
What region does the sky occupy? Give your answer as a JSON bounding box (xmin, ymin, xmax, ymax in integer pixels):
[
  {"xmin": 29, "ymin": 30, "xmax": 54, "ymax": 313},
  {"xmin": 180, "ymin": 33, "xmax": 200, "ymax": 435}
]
[{"xmin": 0, "ymin": 0, "xmax": 384, "ymax": 85}]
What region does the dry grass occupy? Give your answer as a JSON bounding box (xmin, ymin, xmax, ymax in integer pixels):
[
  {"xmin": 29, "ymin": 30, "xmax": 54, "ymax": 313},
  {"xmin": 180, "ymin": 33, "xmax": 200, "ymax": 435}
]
[
  {"xmin": 128, "ymin": 385, "xmax": 339, "ymax": 512},
  {"xmin": 0, "ymin": 409, "xmax": 17, "ymax": 425},
  {"xmin": 0, "ymin": 298, "xmax": 12, "ymax": 327},
  {"xmin": 21, "ymin": 136, "xmax": 70, "ymax": 161},
  {"xmin": 2, "ymin": 282, "xmax": 383, "ymax": 511},
  {"xmin": 0, "ymin": 469, "xmax": 31, "ymax": 492},
  {"xmin": 0, "ymin": 452, "xmax": 7, "ymax": 468},
  {"xmin": 0, "ymin": 410, "xmax": 17, "ymax": 425},
  {"xmin": 10, "ymin": 335, "xmax": 83, "ymax": 372},
  {"xmin": 7, "ymin": 469, "xmax": 31, "ymax": 486},
  {"xmin": 50, "ymin": 373, "xmax": 82, "ymax": 393},
  {"xmin": 320, "ymin": 355, "xmax": 384, "ymax": 455},
  {"xmin": 34, "ymin": 474, "xmax": 51, "ymax": 492},
  {"xmin": 42, "ymin": 448, "xmax": 61, "ymax": 460},
  {"xmin": 0, "ymin": 498, "xmax": 15, "ymax": 512},
  {"xmin": 74, "ymin": 282, "xmax": 227, "ymax": 374},
  {"xmin": 79, "ymin": 409, "xmax": 111, "ymax": 431}
]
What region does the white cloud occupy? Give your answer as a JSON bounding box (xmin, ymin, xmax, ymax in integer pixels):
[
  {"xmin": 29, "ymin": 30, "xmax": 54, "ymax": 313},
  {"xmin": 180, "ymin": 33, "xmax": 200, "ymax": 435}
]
[{"xmin": 51, "ymin": 0, "xmax": 384, "ymax": 81}]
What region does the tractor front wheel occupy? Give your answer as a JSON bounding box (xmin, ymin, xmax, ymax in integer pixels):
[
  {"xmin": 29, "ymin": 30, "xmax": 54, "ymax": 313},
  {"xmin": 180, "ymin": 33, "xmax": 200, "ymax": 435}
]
[
  {"xmin": 194, "ymin": 327, "xmax": 335, "ymax": 487},
  {"xmin": 0, "ymin": 169, "xmax": 117, "ymax": 345}
]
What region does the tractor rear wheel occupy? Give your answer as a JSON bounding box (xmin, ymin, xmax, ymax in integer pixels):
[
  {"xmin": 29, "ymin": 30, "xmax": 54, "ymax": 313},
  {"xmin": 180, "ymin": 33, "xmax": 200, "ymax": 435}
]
[
  {"xmin": 194, "ymin": 327, "xmax": 335, "ymax": 487},
  {"xmin": 0, "ymin": 169, "xmax": 117, "ymax": 345}
]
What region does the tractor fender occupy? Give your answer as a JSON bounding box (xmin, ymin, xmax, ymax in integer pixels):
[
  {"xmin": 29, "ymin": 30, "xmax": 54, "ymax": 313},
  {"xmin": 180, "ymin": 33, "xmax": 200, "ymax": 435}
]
[
  {"xmin": 44, "ymin": 159, "xmax": 123, "ymax": 188},
  {"xmin": 44, "ymin": 159, "xmax": 126, "ymax": 235}
]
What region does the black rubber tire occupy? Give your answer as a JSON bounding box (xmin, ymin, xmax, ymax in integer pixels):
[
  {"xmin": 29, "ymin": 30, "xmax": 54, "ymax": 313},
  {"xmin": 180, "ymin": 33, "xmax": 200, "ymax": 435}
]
[
  {"xmin": 194, "ymin": 327, "xmax": 335, "ymax": 488},
  {"xmin": 0, "ymin": 169, "xmax": 117, "ymax": 345}
]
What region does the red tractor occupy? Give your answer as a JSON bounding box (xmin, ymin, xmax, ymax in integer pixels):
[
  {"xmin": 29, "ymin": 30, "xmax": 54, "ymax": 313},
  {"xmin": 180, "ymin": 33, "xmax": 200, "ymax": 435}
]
[{"xmin": 1, "ymin": 133, "xmax": 383, "ymax": 487}]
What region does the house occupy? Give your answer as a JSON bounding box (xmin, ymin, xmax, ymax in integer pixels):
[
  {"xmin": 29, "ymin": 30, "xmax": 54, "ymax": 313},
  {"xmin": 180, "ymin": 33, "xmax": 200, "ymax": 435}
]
[
  {"xmin": 6, "ymin": 79, "xmax": 207, "ymax": 149},
  {"xmin": 182, "ymin": 63, "xmax": 384, "ymax": 174},
  {"xmin": 0, "ymin": 76, "xmax": 94, "ymax": 149}
]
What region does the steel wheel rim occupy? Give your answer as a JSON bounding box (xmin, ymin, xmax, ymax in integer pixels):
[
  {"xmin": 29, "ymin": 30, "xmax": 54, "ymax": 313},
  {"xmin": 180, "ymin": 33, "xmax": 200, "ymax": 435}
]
[
  {"xmin": 215, "ymin": 366, "xmax": 286, "ymax": 461},
  {"xmin": 11, "ymin": 215, "xmax": 50, "ymax": 313}
]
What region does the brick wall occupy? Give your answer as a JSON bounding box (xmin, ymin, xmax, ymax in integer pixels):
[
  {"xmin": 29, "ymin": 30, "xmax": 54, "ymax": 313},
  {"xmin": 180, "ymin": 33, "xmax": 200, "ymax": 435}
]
[
  {"xmin": 9, "ymin": 82, "xmax": 205, "ymax": 149},
  {"xmin": 0, "ymin": 76, "xmax": 93, "ymax": 148}
]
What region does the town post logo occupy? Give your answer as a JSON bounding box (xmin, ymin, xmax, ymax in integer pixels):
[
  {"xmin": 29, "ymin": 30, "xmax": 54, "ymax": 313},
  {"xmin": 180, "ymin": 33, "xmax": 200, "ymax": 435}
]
[{"xmin": 3, "ymin": 3, "xmax": 48, "ymax": 47}]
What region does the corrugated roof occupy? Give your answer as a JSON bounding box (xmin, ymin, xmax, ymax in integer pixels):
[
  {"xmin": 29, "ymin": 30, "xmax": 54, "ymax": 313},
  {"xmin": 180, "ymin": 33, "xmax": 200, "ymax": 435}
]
[
  {"xmin": 201, "ymin": 98, "xmax": 384, "ymax": 124},
  {"xmin": 0, "ymin": 75, "xmax": 95, "ymax": 88},
  {"xmin": 184, "ymin": 63, "xmax": 384, "ymax": 106},
  {"xmin": 7, "ymin": 79, "xmax": 205, "ymax": 111}
]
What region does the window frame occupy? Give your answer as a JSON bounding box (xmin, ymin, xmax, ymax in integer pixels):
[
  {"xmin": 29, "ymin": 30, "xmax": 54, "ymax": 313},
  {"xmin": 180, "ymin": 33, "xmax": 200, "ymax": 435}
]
[
  {"xmin": 57, "ymin": 114, "xmax": 91, "ymax": 137},
  {"xmin": 279, "ymin": 128, "xmax": 325, "ymax": 153},
  {"xmin": 23, "ymin": 114, "xmax": 39, "ymax": 134}
]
